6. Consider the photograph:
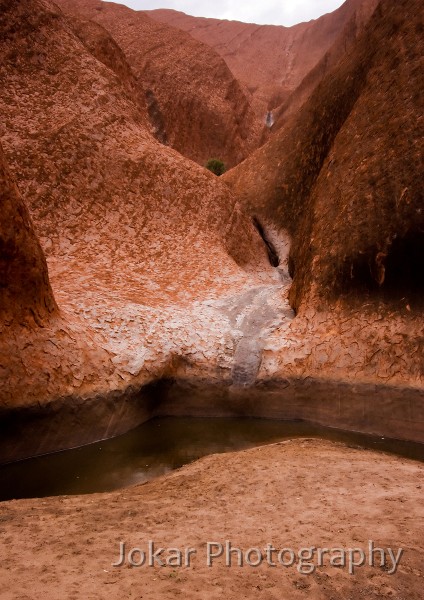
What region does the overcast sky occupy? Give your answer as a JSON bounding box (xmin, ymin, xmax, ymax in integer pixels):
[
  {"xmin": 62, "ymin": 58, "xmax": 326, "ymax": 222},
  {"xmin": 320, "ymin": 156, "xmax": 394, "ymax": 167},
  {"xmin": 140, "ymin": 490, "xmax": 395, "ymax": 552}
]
[{"xmin": 106, "ymin": 0, "xmax": 347, "ymax": 26}]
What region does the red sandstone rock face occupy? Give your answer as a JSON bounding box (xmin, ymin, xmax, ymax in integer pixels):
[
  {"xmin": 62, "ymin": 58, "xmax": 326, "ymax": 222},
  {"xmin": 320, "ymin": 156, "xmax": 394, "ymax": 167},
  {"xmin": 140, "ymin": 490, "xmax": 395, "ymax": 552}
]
[
  {"xmin": 56, "ymin": 0, "xmax": 260, "ymax": 168},
  {"xmin": 271, "ymin": 0, "xmax": 379, "ymax": 135},
  {"xmin": 0, "ymin": 0, "xmax": 266, "ymax": 289},
  {"xmin": 0, "ymin": 0, "xmax": 422, "ymax": 456},
  {"xmin": 66, "ymin": 15, "xmax": 149, "ymax": 121},
  {"xmin": 0, "ymin": 143, "xmax": 57, "ymax": 325},
  {"xmin": 0, "ymin": 0, "xmax": 274, "ymax": 413},
  {"xmin": 225, "ymin": 0, "xmax": 424, "ymax": 315},
  {"xmin": 149, "ymin": 0, "xmax": 371, "ymax": 121}
]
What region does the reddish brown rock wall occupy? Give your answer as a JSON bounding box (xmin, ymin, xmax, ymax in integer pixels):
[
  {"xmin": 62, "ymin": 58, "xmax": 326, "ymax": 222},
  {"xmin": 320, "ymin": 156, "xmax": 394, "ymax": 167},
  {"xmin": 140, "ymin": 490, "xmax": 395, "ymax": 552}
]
[
  {"xmin": 56, "ymin": 0, "xmax": 260, "ymax": 168},
  {"xmin": 0, "ymin": 0, "xmax": 422, "ymax": 460},
  {"xmin": 225, "ymin": 0, "xmax": 424, "ymax": 313},
  {"xmin": 149, "ymin": 0, "xmax": 372, "ymax": 119},
  {"xmin": 0, "ymin": 143, "xmax": 57, "ymax": 325}
]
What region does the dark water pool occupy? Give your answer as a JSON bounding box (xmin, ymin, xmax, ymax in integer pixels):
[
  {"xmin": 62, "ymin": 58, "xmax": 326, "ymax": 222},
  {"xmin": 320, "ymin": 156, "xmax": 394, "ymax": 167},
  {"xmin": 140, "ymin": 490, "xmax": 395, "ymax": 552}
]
[{"xmin": 1, "ymin": 417, "xmax": 423, "ymax": 501}]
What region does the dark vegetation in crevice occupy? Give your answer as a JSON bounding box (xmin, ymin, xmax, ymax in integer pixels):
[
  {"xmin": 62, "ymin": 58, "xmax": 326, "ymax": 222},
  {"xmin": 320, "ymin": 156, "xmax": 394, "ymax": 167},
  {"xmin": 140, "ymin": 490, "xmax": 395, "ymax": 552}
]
[
  {"xmin": 252, "ymin": 217, "xmax": 280, "ymax": 267},
  {"xmin": 205, "ymin": 158, "xmax": 226, "ymax": 176}
]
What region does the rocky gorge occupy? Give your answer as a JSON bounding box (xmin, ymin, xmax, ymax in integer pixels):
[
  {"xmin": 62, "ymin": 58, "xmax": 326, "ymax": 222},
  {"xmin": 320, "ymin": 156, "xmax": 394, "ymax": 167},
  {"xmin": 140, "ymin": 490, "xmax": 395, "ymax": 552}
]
[
  {"xmin": 0, "ymin": 0, "xmax": 422, "ymax": 462},
  {"xmin": 0, "ymin": 0, "xmax": 423, "ymax": 597}
]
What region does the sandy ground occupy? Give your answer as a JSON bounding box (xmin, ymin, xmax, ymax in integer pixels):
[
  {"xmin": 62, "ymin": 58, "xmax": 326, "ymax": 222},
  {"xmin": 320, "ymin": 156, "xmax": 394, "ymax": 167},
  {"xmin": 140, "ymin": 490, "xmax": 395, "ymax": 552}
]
[{"xmin": 0, "ymin": 438, "xmax": 423, "ymax": 599}]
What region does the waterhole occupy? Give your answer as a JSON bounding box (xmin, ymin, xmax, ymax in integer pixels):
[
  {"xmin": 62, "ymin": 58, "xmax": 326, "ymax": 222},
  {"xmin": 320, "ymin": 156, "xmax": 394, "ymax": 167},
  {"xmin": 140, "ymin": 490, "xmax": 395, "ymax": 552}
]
[{"xmin": 1, "ymin": 417, "xmax": 423, "ymax": 502}]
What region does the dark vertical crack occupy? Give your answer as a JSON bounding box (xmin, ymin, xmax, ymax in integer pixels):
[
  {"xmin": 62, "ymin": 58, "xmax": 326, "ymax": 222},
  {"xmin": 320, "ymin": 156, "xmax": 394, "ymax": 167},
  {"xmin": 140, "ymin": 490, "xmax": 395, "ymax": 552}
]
[
  {"xmin": 252, "ymin": 216, "xmax": 280, "ymax": 267},
  {"xmin": 145, "ymin": 89, "xmax": 167, "ymax": 145}
]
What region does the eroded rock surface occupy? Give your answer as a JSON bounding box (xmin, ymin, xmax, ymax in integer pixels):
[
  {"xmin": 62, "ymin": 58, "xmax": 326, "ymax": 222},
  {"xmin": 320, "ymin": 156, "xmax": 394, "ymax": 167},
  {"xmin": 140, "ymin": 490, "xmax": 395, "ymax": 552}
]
[
  {"xmin": 56, "ymin": 0, "xmax": 261, "ymax": 168},
  {"xmin": 149, "ymin": 0, "xmax": 374, "ymax": 121},
  {"xmin": 271, "ymin": 0, "xmax": 379, "ymax": 134},
  {"xmin": 0, "ymin": 0, "xmax": 422, "ymax": 460},
  {"xmin": 0, "ymin": 0, "xmax": 274, "ymax": 427},
  {"xmin": 223, "ymin": 0, "xmax": 424, "ymax": 425},
  {"xmin": 225, "ymin": 0, "xmax": 424, "ymax": 313},
  {"xmin": 0, "ymin": 143, "xmax": 57, "ymax": 325}
]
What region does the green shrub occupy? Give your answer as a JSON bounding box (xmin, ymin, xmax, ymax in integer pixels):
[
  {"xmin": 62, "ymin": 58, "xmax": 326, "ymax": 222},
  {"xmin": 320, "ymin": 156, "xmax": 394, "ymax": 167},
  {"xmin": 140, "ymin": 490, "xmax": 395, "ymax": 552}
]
[{"xmin": 205, "ymin": 158, "xmax": 226, "ymax": 176}]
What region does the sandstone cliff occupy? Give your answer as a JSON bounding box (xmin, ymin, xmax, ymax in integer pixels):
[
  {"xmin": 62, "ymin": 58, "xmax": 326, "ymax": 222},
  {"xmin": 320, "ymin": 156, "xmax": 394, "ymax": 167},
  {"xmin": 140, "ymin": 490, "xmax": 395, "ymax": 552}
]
[
  {"xmin": 0, "ymin": 0, "xmax": 273, "ymax": 423},
  {"xmin": 271, "ymin": 0, "xmax": 379, "ymax": 134},
  {"xmin": 0, "ymin": 143, "xmax": 57, "ymax": 325},
  {"xmin": 66, "ymin": 15, "xmax": 148, "ymax": 119},
  {"xmin": 149, "ymin": 0, "xmax": 372, "ymax": 120},
  {"xmin": 0, "ymin": 0, "xmax": 422, "ymax": 461},
  {"xmin": 56, "ymin": 0, "xmax": 260, "ymax": 168},
  {"xmin": 225, "ymin": 0, "xmax": 424, "ymax": 313}
]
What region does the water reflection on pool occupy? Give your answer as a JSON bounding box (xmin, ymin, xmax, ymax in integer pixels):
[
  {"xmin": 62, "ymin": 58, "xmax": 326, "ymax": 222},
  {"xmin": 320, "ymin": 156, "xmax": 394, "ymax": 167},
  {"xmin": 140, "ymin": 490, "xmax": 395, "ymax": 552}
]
[{"xmin": 1, "ymin": 417, "xmax": 423, "ymax": 501}]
